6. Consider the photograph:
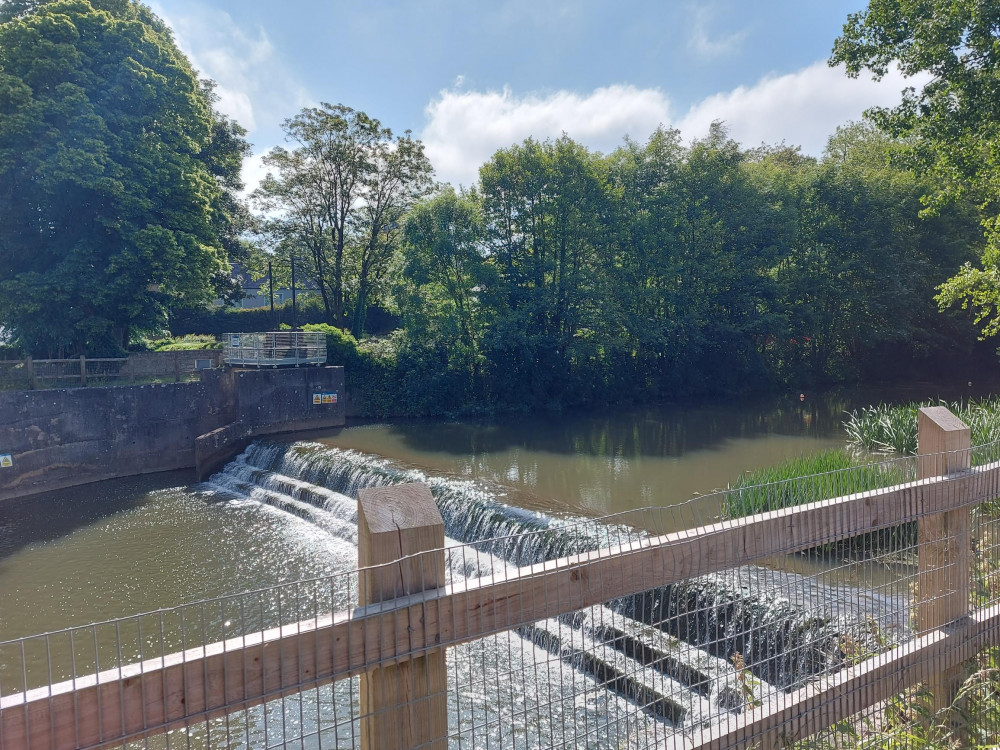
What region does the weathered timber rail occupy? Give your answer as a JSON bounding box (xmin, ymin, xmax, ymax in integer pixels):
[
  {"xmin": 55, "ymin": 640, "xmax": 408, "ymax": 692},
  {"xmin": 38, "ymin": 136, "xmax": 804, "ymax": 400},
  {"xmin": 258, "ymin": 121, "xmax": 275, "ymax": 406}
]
[
  {"xmin": 1, "ymin": 407, "xmax": 998, "ymax": 749},
  {"xmin": 0, "ymin": 351, "xmax": 222, "ymax": 390}
]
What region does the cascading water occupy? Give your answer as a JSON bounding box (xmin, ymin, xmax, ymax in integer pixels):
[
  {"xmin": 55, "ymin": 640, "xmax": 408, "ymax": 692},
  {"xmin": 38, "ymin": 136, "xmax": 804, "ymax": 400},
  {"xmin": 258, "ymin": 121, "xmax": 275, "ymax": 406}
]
[{"xmin": 199, "ymin": 439, "xmax": 906, "ymax": 742}]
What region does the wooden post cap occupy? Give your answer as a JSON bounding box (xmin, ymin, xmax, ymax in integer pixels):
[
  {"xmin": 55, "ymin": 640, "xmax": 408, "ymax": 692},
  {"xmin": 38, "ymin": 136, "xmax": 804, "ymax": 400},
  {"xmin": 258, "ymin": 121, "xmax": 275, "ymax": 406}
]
[
  {"xmin": 358, "ymin": 483, "xmax": 444, "ymax": 540},
  {"xmin": 357, "ymin": 482, "xmax": 446, "ymax": 602}
]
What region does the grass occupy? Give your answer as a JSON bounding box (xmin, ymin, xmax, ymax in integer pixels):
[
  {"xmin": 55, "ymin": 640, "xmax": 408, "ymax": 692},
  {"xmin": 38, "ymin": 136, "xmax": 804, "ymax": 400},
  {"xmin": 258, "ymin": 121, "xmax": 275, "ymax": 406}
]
[
  {"xmin": 725, "ymin": 396, "xmax": 1000, "ymax": 522},
  {"xmin": 723, "ymin": 448, "xmax": 912, "ymax": 518},
  {"xmin": 723, "ymin": 448, "xmax": 916, "ymax": 553},
  {"xmin": 139, "ymin": 334, "xmax": 222, "ymax": 351},
  {"xmin": 844, "ymin": 397, "xmax": 1000, "ymax": 463}
]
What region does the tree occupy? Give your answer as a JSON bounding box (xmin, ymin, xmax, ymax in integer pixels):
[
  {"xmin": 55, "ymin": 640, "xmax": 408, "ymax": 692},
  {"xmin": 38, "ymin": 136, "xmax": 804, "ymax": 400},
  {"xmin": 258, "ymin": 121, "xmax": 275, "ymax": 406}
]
[
  {"xmin": 0, "ymin": 0, "xmax": 249, "ymax": 354},
  {"xmin": 831, "ymin": 0, "xmax": 1000, "ymax": 337},
  {"xmin": 478, "ymin": 135, "xmax": 611, "ymax": 404},
  {"xmin": 254, "ymin": 104, "xmax": 432, "ymax": 334},
  {"xmin": 398, "ymin": 188, "xmax": 491, "ymax": 390}
]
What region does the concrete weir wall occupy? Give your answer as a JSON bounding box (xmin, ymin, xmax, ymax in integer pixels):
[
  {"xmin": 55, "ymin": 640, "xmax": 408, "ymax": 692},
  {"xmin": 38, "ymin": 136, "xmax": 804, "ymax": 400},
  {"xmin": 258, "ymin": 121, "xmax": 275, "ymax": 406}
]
[{"xmin": 0, "ymin": 367, "xmax": 345, "ymax": 502}]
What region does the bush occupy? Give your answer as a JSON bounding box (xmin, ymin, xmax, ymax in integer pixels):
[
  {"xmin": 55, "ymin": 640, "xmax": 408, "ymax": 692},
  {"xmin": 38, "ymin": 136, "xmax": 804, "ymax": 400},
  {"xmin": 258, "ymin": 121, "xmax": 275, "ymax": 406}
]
[
  {"xmin": 136, "ymin": 334, "xmax": 221, "ymax": 352},
  {"xmin": 169, "ymin": 298, "xmax": 329, "ymax": 336},
  {"xmin": 299, "ymin": 324, "xmax": 362, "ymax": 367}
]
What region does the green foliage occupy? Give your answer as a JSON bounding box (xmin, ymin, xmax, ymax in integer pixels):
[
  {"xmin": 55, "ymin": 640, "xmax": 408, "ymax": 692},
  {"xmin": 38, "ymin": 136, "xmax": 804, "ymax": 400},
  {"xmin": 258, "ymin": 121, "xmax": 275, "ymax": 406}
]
[
  {"xmin": 845, "ymin": 398, "xmax": 1000, "ymax": 460},
  {"xmin": 832, "ymin": 0, "xmax": 1000, "ymax": 342},
  {"xmin": 723, "ymin": 449, "xmax": 912, "ymax": 518},
  {"xmin": 138, "ymin": 334, "xmax": 220, "ymax": 352},
  {"xmin": 0, "ymin": 0, "xmax": 249, "ymax": 356},
  {"xmin": 299, "ymin": 323, "xmax": 360, "ymax": 367},
  {"xmin": 844, "ymin": 403, "xmax": 922, "ymax": 455},
  {"xmin": 252, "ymin": 103, "xmax": 433, "ymax": 335},
  {"xmin": 386, "ymin": 125, "xmax": 983, "ymax": 416},
  {"xmin": 170, "ymin": 297, "xmax": 327, "ymax": 336}
]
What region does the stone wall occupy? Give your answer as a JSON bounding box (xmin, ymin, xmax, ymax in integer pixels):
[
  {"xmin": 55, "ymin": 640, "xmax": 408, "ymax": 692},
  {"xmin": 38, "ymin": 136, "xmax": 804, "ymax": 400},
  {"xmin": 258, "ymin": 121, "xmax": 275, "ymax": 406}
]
[{"xmin": 0, "ymin": 367, "xmax": 345, "ymax": 502}]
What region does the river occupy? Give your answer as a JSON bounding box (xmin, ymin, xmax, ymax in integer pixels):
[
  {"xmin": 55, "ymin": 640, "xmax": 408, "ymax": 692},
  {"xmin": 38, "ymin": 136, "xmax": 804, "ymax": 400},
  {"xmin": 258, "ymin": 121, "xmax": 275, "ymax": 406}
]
[
  {"xmin": 0, "ymin": 382, "xmax": 988, "ymax": 743},
  {"xmin": 3, "ymin": 384, "xmax": 974, "ymax": 643}
]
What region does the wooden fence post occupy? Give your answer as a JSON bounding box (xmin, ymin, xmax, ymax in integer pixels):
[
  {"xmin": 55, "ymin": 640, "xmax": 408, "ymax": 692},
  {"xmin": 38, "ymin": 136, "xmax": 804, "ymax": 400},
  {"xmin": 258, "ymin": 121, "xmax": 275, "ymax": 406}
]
[
  {"xmin": 173, "ymin": 351, "xmax": 181, "ymax": 382},
  {"xmin": 79, "ymin": 354, "xmax": 87, "ymax": 387},
  {"xmin": 127, "ymin": 355, "xmax": 136, "ymax": 384},
  {"xmin": 25, "ymin": 356, "xmax": 35, "ymax": 390},
  {"xmin": 917, "ymin": 405, "xmax": 971, "ymax": 712},
  {"xmin": 357, "ymin": 483, "xmax": 447, "ymax": 750}
]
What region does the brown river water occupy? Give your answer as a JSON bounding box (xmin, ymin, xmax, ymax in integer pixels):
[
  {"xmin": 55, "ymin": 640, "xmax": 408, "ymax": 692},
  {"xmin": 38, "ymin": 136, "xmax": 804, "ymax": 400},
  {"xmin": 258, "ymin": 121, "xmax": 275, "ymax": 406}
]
[{"xmin": 0, "ymin": 381, "xmax": 990, "ymax": 695}]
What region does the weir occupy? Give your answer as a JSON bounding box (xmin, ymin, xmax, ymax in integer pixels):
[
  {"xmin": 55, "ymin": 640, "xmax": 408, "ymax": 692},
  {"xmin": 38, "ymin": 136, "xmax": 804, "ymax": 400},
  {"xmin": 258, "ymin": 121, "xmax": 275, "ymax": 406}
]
[
  {"xmin": 3, "ymin": 407, "xmax": 997, "ymax": 749},
  {"xmin": 200, "ymin": 440, "xmax": 910, "ymax": 722}
]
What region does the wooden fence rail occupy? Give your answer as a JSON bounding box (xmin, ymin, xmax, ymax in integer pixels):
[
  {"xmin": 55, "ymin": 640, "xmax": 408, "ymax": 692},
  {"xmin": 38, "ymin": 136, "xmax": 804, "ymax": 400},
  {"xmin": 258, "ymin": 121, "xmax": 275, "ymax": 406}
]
[
  {"xmin": 0, "ymin": 351, "xmax": 221, "ymax": 390},
  {"xmin": 1, "ymin": 407, "xmax": 997, "ymax": 749}
]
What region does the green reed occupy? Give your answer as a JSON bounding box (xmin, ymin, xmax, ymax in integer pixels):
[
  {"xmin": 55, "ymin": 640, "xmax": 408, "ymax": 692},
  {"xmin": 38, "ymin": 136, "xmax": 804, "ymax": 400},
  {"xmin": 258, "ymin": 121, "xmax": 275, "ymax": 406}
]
[
  {"xmin": 844, "ymin": 397, "xmax": 1000, "ymax": 463},
  {"xmin": 723, "ymin": 449, "xmax": 912, "ymax": 518}
]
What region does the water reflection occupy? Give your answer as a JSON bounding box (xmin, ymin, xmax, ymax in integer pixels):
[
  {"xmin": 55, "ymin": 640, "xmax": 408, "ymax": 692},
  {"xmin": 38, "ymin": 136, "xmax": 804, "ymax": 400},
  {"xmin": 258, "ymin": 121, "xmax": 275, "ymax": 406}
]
[
  {"xmin": 316, "ymin": 394, "xmax": 857, "ymax": 517},
  {"xmin": 316, "ymin": 383, "xmax": 997, "ymax": 518}
]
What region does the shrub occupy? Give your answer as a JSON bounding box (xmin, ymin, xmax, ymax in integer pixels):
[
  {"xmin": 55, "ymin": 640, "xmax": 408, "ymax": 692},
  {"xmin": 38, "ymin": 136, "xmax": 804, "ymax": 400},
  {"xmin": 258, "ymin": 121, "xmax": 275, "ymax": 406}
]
[{"xmin": 138, "ymin": 334, "xmax": 221, "ymax": 352}]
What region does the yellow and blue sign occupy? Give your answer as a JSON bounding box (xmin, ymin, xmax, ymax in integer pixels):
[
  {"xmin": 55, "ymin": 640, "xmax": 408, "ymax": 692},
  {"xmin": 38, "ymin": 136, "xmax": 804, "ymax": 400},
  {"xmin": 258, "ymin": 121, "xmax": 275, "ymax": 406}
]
[
  {"xmin": 0, "ymin": 453, "xmax": 12, "ymax": 468},
  {"xmin": 313, "ymin": 392, "xmax": 338, "ymax": 405}
]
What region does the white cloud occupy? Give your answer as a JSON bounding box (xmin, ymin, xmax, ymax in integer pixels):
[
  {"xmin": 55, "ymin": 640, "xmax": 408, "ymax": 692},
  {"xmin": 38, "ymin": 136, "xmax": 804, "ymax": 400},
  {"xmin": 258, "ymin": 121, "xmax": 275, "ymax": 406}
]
[
  {"xmin": 676, "ymin": 61, "xmax": 929, "ymax": 155},
  {"xmin": 150, "ymin": 2, "xmax": 312, "ymax": 139},
  {"xmin": 422, "ymin": 85, "xmax": 673, "ymax": 187},
  {"xmin": 240, "ymin": 150, "xmax": 274, "ymax": 198},
  {"xmin": 686, "ymin": 3, "xmax": 748, "ymax": 60},
  {"xmin": 420, "ymin": 62, "xmax": 928, "ymax": 187}
]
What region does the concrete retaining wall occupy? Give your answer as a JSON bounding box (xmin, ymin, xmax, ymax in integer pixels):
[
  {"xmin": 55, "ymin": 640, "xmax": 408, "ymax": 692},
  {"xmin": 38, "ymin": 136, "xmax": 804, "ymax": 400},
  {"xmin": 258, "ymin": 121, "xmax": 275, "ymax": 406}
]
[{"xmin": 0, "ymin": 367, "xmax": 345, "ymax": 502}]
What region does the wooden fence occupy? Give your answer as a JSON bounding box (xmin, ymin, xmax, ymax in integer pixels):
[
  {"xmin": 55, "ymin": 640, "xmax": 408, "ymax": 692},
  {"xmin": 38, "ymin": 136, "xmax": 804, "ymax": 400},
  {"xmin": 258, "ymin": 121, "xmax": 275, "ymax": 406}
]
[
  {"xmin": 0, "ymin": 350, "xmax": 221, "ymax": 390},
  {"xmin": 1, "ymin": 406, "xmax": 998, "ymax": 749}
]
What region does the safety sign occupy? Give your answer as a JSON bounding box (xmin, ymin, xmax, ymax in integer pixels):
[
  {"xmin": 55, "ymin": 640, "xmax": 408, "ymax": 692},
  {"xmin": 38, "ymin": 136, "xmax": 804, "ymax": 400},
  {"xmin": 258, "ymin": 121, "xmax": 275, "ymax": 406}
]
[{"xmin": 0, "ymin": 454, "xmax": 12, "ymax": 468}]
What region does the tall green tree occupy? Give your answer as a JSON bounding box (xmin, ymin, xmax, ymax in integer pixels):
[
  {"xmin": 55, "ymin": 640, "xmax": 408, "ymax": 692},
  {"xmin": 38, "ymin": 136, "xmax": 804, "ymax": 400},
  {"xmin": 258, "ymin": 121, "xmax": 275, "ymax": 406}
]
[
  {"xmin": 831, "ymin": 0, "xmax": 1000, "ymax": 337},
  {"xmin": 397, "ymin": 188, "xmax": 491, "ymax": 397},
  {"xmin": 0, "ymin": 0, "xmax": 249, "ymax": 354},
  {"xmin": 254, "ymin": 104, "xmax": 432, "ymax": 334},
  {"xmin": 478, "ymin": 135, "xmax": 611, "ymax": 404}
]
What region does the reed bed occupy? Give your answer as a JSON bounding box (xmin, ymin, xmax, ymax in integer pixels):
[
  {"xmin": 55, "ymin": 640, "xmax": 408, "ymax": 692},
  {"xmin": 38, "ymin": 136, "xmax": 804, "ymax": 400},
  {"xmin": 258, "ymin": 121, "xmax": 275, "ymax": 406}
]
[
  {"xmin": 723, "ymin": 449, "xmax": 912, "ymax": 518},
  {"xmin": 844, "ymin": 397, "xmax": 1000, "ymax": 462}
]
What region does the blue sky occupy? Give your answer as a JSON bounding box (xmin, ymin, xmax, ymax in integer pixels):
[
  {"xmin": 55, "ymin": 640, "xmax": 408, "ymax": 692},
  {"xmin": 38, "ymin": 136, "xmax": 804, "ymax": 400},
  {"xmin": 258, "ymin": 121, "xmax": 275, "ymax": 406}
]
[{"xmin": 149, "ymin": 0, "xmax": 915, "ymax": 188}]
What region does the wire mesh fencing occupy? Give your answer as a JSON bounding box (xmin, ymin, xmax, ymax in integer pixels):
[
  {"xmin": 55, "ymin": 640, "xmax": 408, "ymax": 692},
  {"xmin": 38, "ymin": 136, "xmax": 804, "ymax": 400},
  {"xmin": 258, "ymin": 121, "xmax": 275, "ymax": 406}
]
[{"xmin": 2, "ymin": 409, "xmax": 999, "ymax": 749}]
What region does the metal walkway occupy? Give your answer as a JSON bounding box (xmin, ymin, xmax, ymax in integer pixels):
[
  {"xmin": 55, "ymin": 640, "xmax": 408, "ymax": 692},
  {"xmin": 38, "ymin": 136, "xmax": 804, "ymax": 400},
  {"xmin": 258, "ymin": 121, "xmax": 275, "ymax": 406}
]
[{"xmin": 223, "ymin": 331, "xmax": 326, "ymax": 367}]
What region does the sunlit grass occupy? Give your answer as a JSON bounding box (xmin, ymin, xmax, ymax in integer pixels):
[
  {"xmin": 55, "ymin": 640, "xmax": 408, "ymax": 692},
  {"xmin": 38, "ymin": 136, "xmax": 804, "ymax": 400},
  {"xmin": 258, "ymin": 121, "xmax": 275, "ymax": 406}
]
[{"xmin": 723, "ymin": 449, "xmax": 911, "ymax": 517}]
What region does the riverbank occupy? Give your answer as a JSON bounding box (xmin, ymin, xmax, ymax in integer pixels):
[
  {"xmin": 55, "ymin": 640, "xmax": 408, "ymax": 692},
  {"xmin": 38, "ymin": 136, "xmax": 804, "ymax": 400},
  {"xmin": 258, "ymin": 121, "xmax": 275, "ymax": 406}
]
[{"xmin": 0, "ymin": 367, "xmax": 346, "ymax": 501}]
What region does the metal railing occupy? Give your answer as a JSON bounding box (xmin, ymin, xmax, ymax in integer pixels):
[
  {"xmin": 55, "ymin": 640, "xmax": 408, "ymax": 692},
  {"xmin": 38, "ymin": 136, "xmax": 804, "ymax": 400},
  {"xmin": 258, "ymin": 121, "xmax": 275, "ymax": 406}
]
[
  {"xmin": 223, "ymin": 331, "xmax": 326, "ymax": 368},
  {"xmin": 1, "ymin": 407, "xmax": 999, "ymax": 749}
]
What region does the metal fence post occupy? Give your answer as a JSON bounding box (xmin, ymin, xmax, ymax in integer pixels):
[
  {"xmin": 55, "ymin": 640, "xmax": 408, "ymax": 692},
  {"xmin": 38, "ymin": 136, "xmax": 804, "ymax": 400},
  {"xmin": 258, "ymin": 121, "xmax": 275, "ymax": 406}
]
[
  {"xmin": 25, "ymin": 356, "xmax": 35, "ymax": 389},
  {"xmin": 357, "ymin": 483, "xmax": 447, "ymax": 750},
  {"xmin": 917, "ymin": 405, "xmax": 972, "ymax": 712},
  {"xmin": 79, "ymin": 354, "xmax": 86, "ymax": 387}
]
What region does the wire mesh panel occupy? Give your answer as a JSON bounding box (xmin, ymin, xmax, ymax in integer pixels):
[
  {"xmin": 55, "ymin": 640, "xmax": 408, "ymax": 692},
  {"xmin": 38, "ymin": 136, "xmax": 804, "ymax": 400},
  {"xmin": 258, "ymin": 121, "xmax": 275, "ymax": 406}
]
[
  {"xmin": 2, "ymin": 417, "xmax": 1000, "ymax": 750},
  {"xmin": 32, "ymin": 358, "xmax": 88, "ymax": 387},
  {"xmin": 83, "ymin": 358, "xmax": 129, "ymax": 386}
]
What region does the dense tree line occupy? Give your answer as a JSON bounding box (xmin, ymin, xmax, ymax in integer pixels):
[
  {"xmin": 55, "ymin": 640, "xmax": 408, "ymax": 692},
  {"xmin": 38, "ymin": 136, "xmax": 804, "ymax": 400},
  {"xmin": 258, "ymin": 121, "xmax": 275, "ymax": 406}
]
[
  {"xmin": 0, "ymin": 0, "xmax": 249, "ymax": 355},
  {"xmin": 354, "ymin": 122, "xmax": 983, "ymax": 414},
  {"xmin": 1, "ymin": 0, "xmax": 994, "ymax": 416}
]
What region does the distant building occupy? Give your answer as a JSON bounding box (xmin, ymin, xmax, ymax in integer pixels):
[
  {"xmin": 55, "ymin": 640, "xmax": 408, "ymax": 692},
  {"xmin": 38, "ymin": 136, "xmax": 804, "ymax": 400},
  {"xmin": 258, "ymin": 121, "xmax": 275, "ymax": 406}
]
[{"xmin": 221, "ymin": 264, "xmax": 314, "ymax": 309}]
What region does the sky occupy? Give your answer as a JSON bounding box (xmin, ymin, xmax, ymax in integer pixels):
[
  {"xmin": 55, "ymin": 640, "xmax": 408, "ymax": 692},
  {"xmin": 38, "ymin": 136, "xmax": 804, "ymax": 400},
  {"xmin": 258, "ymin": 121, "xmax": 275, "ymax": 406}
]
[{"xmin": 147, "ymin": 0, "xmax": 918, "ymax": 190}]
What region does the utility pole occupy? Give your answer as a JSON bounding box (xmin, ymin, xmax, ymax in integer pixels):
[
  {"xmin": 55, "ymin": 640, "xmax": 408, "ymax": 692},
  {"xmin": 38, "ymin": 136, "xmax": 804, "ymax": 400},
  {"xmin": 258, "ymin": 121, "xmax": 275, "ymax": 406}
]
[
  {"xmin": 268, "ymin": 259, "xmax": 275, "ymax": 329},
  {"xmin": 290, "ymin": 255, "xmax": 298, "ymax": 331}
]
